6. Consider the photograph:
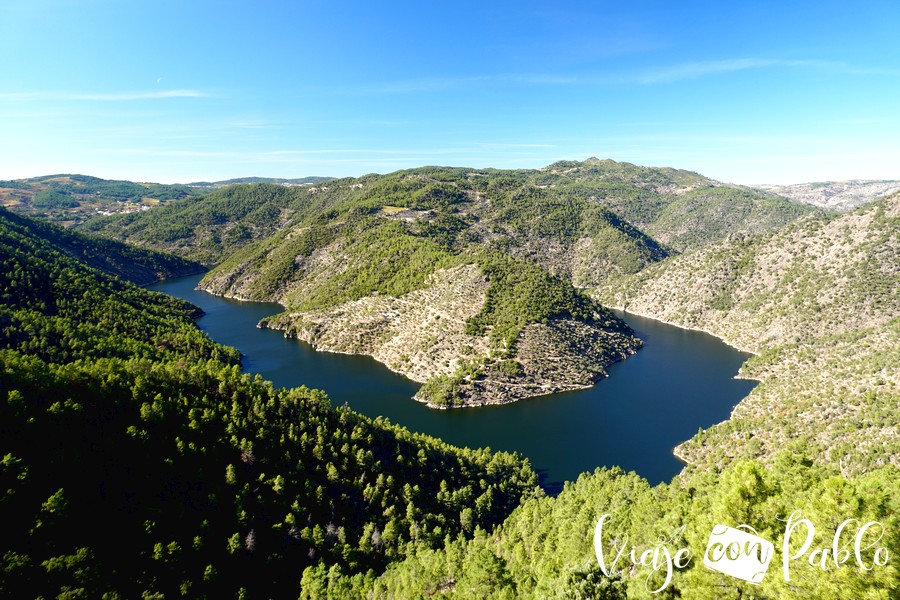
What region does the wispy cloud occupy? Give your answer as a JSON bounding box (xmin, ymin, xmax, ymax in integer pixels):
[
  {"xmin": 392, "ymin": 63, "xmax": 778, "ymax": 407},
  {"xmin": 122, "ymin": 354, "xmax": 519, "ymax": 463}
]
[
  {"xmin": 0, "ymin": 89, "xmax": 209, "ymax": 102},
  {"xmin": 332, "ymin": 74, "xmax": 578, "ymax": 95},
  {"xmin": 633, "ymin": 59, "xmax": 819, "ymax": 84},
  {"xmin": 475, "ymin": 142, "xmax": 558, "ymax": 149},
  {"xmin": 321, "ymin": 59, "xmax": 900, "ymax": 95},
  {"xmin": 230, "ymin": 120, "xmax": 279, "ymax": 130},
  {"xmin": 632, "ymin": 58, "xmax": 900, "ymax": 84}
]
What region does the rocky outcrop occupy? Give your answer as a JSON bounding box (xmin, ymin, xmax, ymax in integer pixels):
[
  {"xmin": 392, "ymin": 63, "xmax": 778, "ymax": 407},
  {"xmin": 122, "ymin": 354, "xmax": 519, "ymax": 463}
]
[
  {"xmin": 260, "ymin": 263, "xmax": 641, "ymax": 408},
  {"xmin": 427, "ymin": 318, "xmax": 641, "ymax": 408},
  {"xmin": 262, "ymin": 264, "xmax": 493, "ymax": 383}
]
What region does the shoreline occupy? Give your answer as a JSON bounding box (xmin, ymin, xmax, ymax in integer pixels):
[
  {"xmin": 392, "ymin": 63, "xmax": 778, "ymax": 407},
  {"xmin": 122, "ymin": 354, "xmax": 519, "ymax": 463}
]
[
  {"xmin": 267, "ymin": 316, "xmax": 628, "ymax": 410},
  {"xmin": 156, "ymin": 272, "xmax": 765, "ymax": 485},
  {"xmin": 608, "ymin": 305, "xmax": 759, "ymax": 356},
  {"xmin": 603, "ymin": 306, "xmax": 766, "ymax": 469},
  {"xmin": 196, "ymin": 276, "xmax": 763, "ymax": 410}
]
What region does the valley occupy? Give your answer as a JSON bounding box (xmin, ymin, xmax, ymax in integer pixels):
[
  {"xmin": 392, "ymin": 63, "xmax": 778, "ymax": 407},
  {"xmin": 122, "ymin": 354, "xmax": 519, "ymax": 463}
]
[
  {"xmin": 77, "ymin": 159, "xmax": 811, "ymax": 407},
  {"xmin": 2, "ymin": 159, "xmax": 896, "ymax": 598},
  {"xmin": 151, "ymin": 272, "xmax": 757, "ymax": 489}
]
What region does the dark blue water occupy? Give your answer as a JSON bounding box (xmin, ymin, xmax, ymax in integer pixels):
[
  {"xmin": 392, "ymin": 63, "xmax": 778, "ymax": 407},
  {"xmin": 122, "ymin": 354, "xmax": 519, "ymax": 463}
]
[{"xmin": 150, "ymin": 275, "xmax": 756, "ymax": 491}]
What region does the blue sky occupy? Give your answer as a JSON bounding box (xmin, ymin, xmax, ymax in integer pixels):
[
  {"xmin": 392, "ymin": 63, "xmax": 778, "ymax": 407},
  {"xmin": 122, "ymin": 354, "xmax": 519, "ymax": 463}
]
[{"xmin": 1, "ymin": 0, "xmax": 898, "ymax": 184}]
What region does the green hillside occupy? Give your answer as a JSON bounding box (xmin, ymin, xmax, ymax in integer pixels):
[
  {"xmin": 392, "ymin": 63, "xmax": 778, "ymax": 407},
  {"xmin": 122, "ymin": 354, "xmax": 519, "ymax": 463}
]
[
  {"xmin": 643, "ymin": 185, "xmax": 815, "ymax": 252},
  {"xmin": 310, "ymin": 459, "xmax": 900, "ymax": 598},
  {"xmin": 79, "ymin": 158, "xmax": 809, "ymax": 266},
  {"xmin": 77, "ymin": 183, "xmax": 327, "ymax": 265},
  {"xmin": 196, "ymin": 170, "xmax": 651, "ymax": 407},
  {"xmin": 593, "ymin": 195, "xmax": 899, "ymax": 475},
  {"xmin": 71, "ymin": 160, "xmax": 816, "ymax": 407},
  {"xmin": 0, "ymin": 210, "xmax": 537, "ymax": 598},
  {"xmin": 526, "ymin": 158, "xmax": 813, "ymax": 253},
  {"xmin": 0, "ymin": 207, "xmax": 224, "ymax": 363},
  {"xmin": 0, "ymin": 206, "xmax": 202, "ymax": 285},
  {"xmin": 595, "ymin": 195, "xmax": 899, "ymax": 353},
  {"xmin": 0, "ymin": 174, "xmax": 208, "ymax": 224}
]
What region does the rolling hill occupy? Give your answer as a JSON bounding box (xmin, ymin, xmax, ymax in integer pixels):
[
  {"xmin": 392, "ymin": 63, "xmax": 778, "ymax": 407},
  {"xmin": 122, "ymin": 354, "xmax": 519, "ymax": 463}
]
[
  {"xmin": 76, "ymin": 160, "xmax": 812, "ymax": 406},
  {"xmin": 0, "ymin": 174, "xmax": 209, "ymax": 225}
]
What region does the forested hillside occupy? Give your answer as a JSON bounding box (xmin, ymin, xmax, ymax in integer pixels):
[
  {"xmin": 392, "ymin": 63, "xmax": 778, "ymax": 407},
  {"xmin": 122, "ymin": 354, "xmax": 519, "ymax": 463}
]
[
  {"xmin": 0, "ymin": 207, "xmax": 224, "ymax": 363},
  {"xmin": 0, "ymin": 207, "xmax": 201, "ymax": 286},
  {"xmin": 537, "ymin": 160, "xmax": 813, "ymax": 252},
  {"xmin": 80, "ymin": 158, "xmax": 808, "ymax": 267},
  {"xmin": 77, "ymin": 183, "xmax": 335, "ymax": 265},
  {"xmin": 0, "ymin": 210, "xmax": 538, "ymax": 598},
  {"xmin": 594, "ymin": 195, "xmax": 900, "ymax": 474},
  {"xmin": 595, "ymin": 196, "xmax": 898, "ymax": 351},
  {"xmin": 309, "ymin": 459, "xmax": 900, "ymax": 598},
  {"xmin": 76, "ymin": 160, "xmax": 808, "ymax": 407}
]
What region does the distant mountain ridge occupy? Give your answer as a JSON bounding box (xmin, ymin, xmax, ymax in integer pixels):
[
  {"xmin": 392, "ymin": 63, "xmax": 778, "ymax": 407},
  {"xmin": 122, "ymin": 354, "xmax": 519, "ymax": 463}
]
[
  {"xmin": 0, "ymin": 174, "xmax": 334, "ymax": 225},
  {"xmin": 755, "ymin": 179, "xmax": 900, "ymax": 211},
  {"xmin": 187, "ymin": 176, "xmax": 333, "ymax": 187},
  {"xmin": 0, "ymin": 174, "xmax": 209, "ymax": 224}
]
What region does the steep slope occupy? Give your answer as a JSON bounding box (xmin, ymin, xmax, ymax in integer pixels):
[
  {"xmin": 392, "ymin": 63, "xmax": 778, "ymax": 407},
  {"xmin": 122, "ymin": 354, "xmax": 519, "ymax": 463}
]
[
  {"xmin": 594, "ymin": 195, "xmax": 899, "ymax": 474},
  {"xmin": 0, "ymin": 206, "xmax": 201, "ymax": 285},
  {"xmin": 0, "ymin": 208, "xmax": 231, "ymax": 364},
  {"xmin": 200, "ymin": 189, "xmax": 643, "ymax": 407},
  {"xmin": 0, "ymin": 210, "xmax": 537, "ymax": 598},
  {"xmin": 536, "ymin": 158, "xmax": 814, "ymax": 252},
  {"xmin": 76, "ymin": 183, "xmax": 335, "ymax": 265},
  {"xmin": 0, "ymin": 354, "xmax": 537, "ymax": 599},
  {"xmin": 680, "ymin": 318, "xmax": 899, "ymax": 474},
  {"xmin": 305, "ymin": 459, "xmax": 900, "ymax": 598},
  {"xmin": 595, "ymin": 196, "xmax": 898, "ymax": 352},
  {"xmin": 642, "ymin": 185, "xmax": 814, "ymax": 251},
  {"xmin": 78, "ymin": 158, "xmax": 811, "ymax": 270}
]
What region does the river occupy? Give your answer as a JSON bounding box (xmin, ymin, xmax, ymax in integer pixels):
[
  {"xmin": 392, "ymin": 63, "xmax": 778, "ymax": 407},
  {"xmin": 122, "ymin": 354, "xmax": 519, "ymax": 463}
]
[{"xmin": 149, "ymin": 274, "xmax": 756, "ymax": 492}]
